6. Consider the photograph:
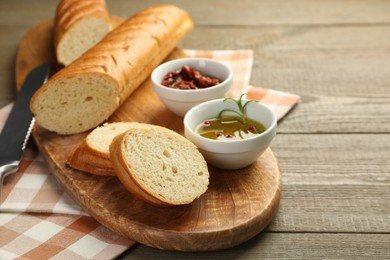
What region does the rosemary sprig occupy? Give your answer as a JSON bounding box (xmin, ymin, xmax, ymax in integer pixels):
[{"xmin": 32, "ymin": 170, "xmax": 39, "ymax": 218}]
[{"xmin": 217, "ymin": 93, "xmax": 257, "ymax": 123}]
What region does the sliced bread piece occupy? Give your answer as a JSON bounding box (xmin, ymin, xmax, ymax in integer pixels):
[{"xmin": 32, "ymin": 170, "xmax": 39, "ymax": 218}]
[
  {"xmin": 68, "ymin": 122, "xmax": 148, "ymax": 175},
  {"xmin": 54, "ymin": 0, "xmax": 112, "ymax": 66},
  {"xmin": 109, "ymin": 125, "xmax": 209, "ymax": 207}
]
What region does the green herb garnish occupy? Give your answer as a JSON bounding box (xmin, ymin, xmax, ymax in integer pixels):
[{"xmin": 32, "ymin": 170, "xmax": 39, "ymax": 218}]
[{"xmin": 217, "ymin": 93, "xmax": 258, "ymax": 132}]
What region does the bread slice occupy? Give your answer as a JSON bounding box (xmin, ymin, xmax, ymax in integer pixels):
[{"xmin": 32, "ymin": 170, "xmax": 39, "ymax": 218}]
[
  {"xmin": 54, "ymin": 0, "xmax": 112, "ymax": 66},
  {"xmin": 110, "ymin": 125, "xmax": 209, "ymax": 207},
  {"xmin": 68, "ymin": 122, "xmax": 148, "ymax": 176},
  {"xmin": 31, "ymin": 5, "xmax": 193, "ymax": 135}
]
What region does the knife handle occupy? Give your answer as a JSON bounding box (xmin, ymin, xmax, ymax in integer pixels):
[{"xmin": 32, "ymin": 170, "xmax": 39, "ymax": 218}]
[{"xmin": 0, "ymin": 161, "xmax": 19, "ymax": 205}]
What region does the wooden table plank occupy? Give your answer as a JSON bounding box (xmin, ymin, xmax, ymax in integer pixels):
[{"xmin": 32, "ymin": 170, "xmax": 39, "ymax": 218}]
[
  {"xmin": 271, "ymin": 185, "xmax": 390, "ymax": 233},
  {"xmin": 272, "ymin": 134, "xmax": 390, "ymax": 185},
  {"xmin": 270, "ymin": 134, "xmax": 390, "ymax": 233},
  {"xmin": 121, "ymin": 233, "xmax": 390, "ymax": 259},
  {"xmin": 183, "ymin": 26, "xmax": 390, "ymax": 51},
  {"xmin": 107, "ymin": 0, "xmax": 390, "ymax": 26},
  {"xmin": 268, "ymin": 134, "xmax": 390, "ymax": 233},
  {"xmin": 3, "ymin": 0, "xmax": 390, "ymax": 26}
]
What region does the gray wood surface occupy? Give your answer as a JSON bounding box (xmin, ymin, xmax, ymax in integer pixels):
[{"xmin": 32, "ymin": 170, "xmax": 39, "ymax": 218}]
[{"xmin": 1, "ymin": 0, "xmax": 389, "ymax": 259}]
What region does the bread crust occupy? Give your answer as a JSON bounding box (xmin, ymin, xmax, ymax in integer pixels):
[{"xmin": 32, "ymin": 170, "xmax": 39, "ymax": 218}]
[
  {"xmin": 31, "ymin": 4, "xmax": 194, "ymax": 135},
  {"xmin": 67, "ymin": 139, "xmax": 116, "ymax": 176}
]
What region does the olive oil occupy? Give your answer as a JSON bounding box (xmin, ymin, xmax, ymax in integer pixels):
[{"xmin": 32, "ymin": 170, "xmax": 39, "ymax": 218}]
[{"xmin": 195, "ymin": 117, "xmax": 266, "ymax": 140}]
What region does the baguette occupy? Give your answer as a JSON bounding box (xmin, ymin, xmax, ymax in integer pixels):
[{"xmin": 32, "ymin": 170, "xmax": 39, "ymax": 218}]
[
  {"xmin": 54, "ymin": 0, "xmax": 112, "ymax": 66},
  {"xmin": 110, "ymin": 125, "xmax": 209, "ymax": 207},
  {"xmin": 31, "ymin": 5, "xmax": 193, "ymax": 135},
  {"xmin": 67, "ymin": 122, "xmax": 148, "ymax": 176}
]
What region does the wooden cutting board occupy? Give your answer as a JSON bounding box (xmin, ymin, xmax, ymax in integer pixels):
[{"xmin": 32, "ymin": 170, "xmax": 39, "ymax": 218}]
[{"xmin": 15, "ymin": 18, "xmax": 282, "ymax": 251}]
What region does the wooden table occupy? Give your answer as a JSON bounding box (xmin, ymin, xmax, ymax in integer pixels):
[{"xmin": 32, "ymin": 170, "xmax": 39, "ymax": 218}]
[{"xmin": 1, "ymin": 0, "xmax": 389, "ymax": 259}]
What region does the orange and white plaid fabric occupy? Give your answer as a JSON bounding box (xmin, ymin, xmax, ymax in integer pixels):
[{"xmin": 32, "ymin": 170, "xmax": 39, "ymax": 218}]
[{"xmin": 0, "ymin": 50, "xmax": 300, "ymax": 259}]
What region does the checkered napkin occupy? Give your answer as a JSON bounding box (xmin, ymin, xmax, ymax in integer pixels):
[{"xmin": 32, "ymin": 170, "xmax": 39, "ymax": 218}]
[{"xmin": 0, "ymin": 50, "xmax": 300, "ymax": 259}]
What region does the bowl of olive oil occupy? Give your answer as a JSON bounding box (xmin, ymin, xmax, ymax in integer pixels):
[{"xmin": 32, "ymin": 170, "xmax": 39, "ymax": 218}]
[{"xmin": 184, "ymin": 94, "xmax": 277, "ymax": 170}]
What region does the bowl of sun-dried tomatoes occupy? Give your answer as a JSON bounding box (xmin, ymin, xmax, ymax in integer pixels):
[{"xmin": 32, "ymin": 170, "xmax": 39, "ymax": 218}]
[{"xmin": 151, "ymin": 58, "xmax": 233, "ymax": 117}]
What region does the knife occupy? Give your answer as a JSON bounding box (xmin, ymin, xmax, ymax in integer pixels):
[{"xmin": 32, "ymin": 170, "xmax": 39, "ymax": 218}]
[{"xmin": 0, "ymin": 63, "xmax": 50, "ymax": 201}]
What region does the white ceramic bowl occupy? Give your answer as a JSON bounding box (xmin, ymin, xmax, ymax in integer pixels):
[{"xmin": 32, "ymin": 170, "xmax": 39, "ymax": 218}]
[
  {"xmin": 151, "ymin": 58, "xmax": 233, "ymax": 117},
  {"xmin": 184, "ymin": 98, "xmax": 277, "ymax": 170}
]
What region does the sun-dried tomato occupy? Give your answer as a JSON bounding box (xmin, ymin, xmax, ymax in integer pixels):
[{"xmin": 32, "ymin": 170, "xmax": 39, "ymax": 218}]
[
  {"xmin": 161, "ymin": 65, "xmax": 221, "ymax": 89},
  {"xmin": 172, "ymin": 80, "xmax": 197, "ymax": 90}
]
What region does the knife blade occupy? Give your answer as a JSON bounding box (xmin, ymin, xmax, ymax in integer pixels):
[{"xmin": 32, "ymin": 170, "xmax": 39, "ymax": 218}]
[{"xmin": 0, "ymin": 63, "xmax": 50, "ymax": 199}]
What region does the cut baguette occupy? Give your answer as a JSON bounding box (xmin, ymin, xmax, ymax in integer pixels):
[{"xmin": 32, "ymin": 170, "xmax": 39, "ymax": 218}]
[
  {"xmin": 54, "ymin": 0, "xmax": 112, "ymax": 66},
  {"xmin": 31, "ymin": 5, "xmax": 193, "ymax": 135},
  {"xmin": 110, "ymin": 125, "xmax": 209, "ymax": 207},
  {"xmin": 68, "ymin": 122, "xmax": 148, "ymax": 176}
]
